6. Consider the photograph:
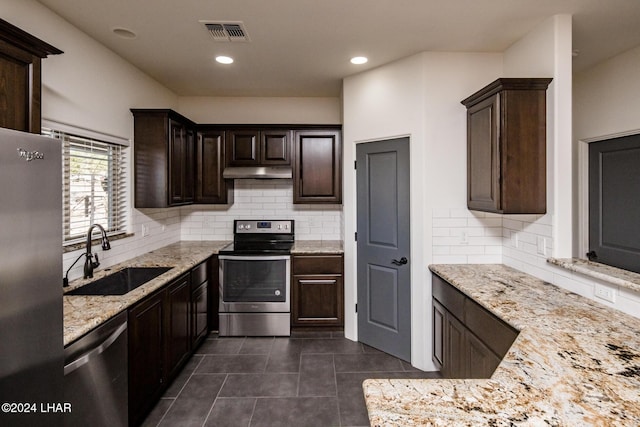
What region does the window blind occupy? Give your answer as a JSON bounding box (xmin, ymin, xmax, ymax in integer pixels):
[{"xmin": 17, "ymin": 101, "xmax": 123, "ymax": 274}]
[{"xmin": 43, "ymin": 128, "xmax": 128, "ymax": 244}]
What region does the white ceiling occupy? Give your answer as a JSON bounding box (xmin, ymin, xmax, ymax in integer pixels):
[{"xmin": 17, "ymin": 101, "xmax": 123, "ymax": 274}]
[{"xmin": 37, "ymin": 0, "xmax": 640, "ymax": 97}]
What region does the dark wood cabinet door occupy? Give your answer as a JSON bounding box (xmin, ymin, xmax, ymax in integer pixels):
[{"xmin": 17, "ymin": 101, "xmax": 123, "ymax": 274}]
[
  {"xmin": 292, "ymin": 275, "xmax": 343, "ymax": 326},
  {"xmin": 132, "ymin": 109, "xmax": 197, "ymax": 208},
  {"xmin": 191, "ymin": 281, "xmax": 208, "ymax": 348},
  {"xmin": 261, "ymin": 130, "xmax": 291, "ymax": 165},
  {"xmin": 169, "ymin": 120, "xmax": 184, "ymax": 205},
  {"xmin": 196, "ymin": 130, "xmax": 233, "ymax": 204},
  {"xmin": 462, "ymin": 78, "xmax": 551, "ymax": 214},
  {"xmin": 444, "ymin": 312, "xmax": 466, "ymax": 378},
  {"xmin": 0, "ymin": 44, "xmax": 32, "ymax": 132},
  {"xmin": 0, "ymin": 19, "xmax": 62, "ymax": 133},
  {"xmin": 128, "ymin": 291, "xmax": 165, "ymax": 426},
  {"xmin": 226, "ymin": 129, "xmax": 260, "ymax": 165},
  {"xmin": 165, "ymin": 274, "xmax": 191, "ymax": 380},
  {"xmin": 466, "ymin": 330, "xmax": 501, "ymax": 379},
  {"xmin": 293, "ymin": 130, "xmax": 342, "ymax": 204},
  {"xmin": 183, "ymin": 128, "xmax": 196, "ymax": 204},
  {"xmin": 291, "ymin": 255, "xmax": 344, "ymax": 327},
  {"xmin": 432, "ymin": 299, "xmax": 445, "ymax": 371},
  {"xmin": 467, "ymin": 95, "xmax": 500, "ymax": 212},
  {"xmin": 169, "ymin": 121, "xmax": 195, "ymax": 206}
]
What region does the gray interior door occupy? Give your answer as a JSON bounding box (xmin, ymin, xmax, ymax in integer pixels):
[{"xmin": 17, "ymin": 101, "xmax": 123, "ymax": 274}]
[{"xmin": 356, "ymin": 137, "xmax": 411, "ymax": 362}]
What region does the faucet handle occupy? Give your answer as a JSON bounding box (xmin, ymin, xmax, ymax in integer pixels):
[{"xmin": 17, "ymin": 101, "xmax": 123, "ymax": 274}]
[{"xmin": 92, "ymin": 253, "xmax": 100, "ymax": 268}]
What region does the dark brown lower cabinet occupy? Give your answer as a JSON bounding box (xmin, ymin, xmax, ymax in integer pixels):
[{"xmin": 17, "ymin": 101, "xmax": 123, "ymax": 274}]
[
  {"xmin": 128, "ymin": 288, "xmax": 167, "ymax": 426},
  {"xmin": 191, "ymin": 260, "xmax": 209, "ymax": 348},
  {"xmin": 432, "ymin": 273, "xmax": 517, "ymax": 379},
  {"xmin": 166, "ymin": 274, "xmax": 191, "ymax": 380},
  {"xmin": 129, "ymin": 261, "xmax": 212, "ymax": 426},
  {"xmin": 292, "ymin": 254, "xmax": 344, "ymax": 327}
]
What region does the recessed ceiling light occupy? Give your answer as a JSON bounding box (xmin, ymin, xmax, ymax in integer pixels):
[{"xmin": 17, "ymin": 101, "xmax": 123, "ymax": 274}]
[
  {"xmin": 216, "ymin": 55, "xmax": 234, "ymax": 64},
  {"xmin": 112, "ymin": 27, "xmax": 137, "ymax": 39},
  {"xmin": 350, "ymin": 56, "xmax": 368, "ymax": 65}
]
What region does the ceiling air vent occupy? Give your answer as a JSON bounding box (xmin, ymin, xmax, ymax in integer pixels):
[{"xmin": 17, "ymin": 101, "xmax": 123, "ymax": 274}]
[{"xmin": 202, "ymin": 21, "xmax": 250, "ymax": 42}]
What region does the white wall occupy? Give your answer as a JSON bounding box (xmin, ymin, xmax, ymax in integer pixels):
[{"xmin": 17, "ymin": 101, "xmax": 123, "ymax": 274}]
[
  {"xmin": 561, "ymin": 44, "xmax": 640, "ymax": 318},
  {"xmin": 178, "ymin": 96, "xmax": 341, "ymax": 124},
  {"xmin": 343, "ymin": 52, "xmax": 503, "ymax": 370},
  {"xmin": 1, "ymin": 0, "xmax": 185, "ymax": 281},
  {"xmin": 501, "ymin": 15, "xmax": 574, "ymax": 273}
]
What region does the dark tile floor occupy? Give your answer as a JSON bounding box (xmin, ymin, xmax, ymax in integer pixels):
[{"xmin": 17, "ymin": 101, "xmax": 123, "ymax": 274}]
[{"xmin": 142, "ymin": 331, "xmax": 441, "ymax": 427}]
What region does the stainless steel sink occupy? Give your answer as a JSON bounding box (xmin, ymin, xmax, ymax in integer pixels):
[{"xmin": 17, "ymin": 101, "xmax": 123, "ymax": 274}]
[{"xmin": 66, "ymin": 267, "xmax": 173, "ymax": 296}]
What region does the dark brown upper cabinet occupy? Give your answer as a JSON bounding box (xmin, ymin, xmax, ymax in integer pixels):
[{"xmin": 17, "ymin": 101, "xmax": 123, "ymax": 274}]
[
  {"xmin": 131, "ymin": 109, "xmax": 196, "ymax": 208},
  {"xmin": 226, "ymin": 128, "xmax": 291, "ymax": 166},
  {"xmin": 0, "ymin": 18, "xmax": 62, "ymax": 133},
  {"xmin": 196, "ymin": 129, "xmax": 233, "ymax": 204},
  {"xmin": 461, "ymin": 78, "xmax": 552, "ymax": 214},
  {"xmin": 293, "ymin": 129, "xmax": 342, "ymax": 204}
]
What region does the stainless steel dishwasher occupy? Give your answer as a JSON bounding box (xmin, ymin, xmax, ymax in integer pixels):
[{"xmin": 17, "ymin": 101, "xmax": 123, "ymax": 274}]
[{"xmin": 64, "ymin": 311, "xmax": 128, "ymax": 427}]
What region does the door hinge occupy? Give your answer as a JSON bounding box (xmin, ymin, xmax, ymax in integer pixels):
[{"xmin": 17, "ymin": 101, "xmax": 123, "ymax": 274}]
[
  {"xmin": 354, "ymin": 160, "xmax": 357, "ymax": 169},
  {"xmin": 355, "ymin": 303, "xmax": 358, "ymax": 313},
  {"xmin": 354, "ymin": 232, "xmax": 357, "ymax": 241}
]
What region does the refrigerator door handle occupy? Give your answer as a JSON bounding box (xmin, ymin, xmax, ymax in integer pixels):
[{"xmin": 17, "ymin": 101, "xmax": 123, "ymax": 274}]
[{"xmin": 63, "ymin": 321, "xmax": 127, "ymax": 375}]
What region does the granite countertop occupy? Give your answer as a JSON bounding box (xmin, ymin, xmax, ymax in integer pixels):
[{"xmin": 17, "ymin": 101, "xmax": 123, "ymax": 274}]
[
  {"xmin": 364, "ymin": 264, "xmax": 640, "ymax": 426},
  {"xmin": 548, "ymin": 257, "xmax": 640, "ymax": 294},
  {"xmin": 63, "ymin": 239, "xmax": 343, "ymax": 346},
  {"xmin": 291, "ymin": 240, "xmax": 343, "ymax": 254},
  {"xmin": 63, "ymin": 241, "xmax": 230, "ymax": 346}
]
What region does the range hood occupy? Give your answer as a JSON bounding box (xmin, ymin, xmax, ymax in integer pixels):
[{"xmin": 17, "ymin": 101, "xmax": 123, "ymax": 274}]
[{"xmin": 223, "ymin": 166, "xmax": 293, "ymax": 180}]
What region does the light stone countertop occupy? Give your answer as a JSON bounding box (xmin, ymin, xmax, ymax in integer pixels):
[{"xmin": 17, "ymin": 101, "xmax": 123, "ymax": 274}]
[
  {"xmin": 363, "ymin": 264, "xmax": 640, "ymax": 426},
  {"xmin": 291, "ymin": 240, "xmax": 343, "ymax": 254},
  {"xmin": 63, "ymin": 240, "xmax": 343, "ymax": 346},
  {"xmin": 63, "ymin": 241, "xmax": 230, "ymax": 346},
  {"xmin": 548, "ymin": 257, "xmax": 640, "ymax": 294}
]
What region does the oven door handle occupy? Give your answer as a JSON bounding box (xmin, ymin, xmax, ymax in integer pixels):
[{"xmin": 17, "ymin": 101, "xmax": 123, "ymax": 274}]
[{"xmin": 218, "ymin": 255, "xmax": 291, "ymax": 261}]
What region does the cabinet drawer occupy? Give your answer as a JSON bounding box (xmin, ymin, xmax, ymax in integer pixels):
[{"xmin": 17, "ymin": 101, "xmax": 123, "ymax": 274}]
[
  {"xmin": 292, "ymin": 255, "xmax": 343, "ymax": 275},
  {"xmin": 464, "ymin": 298, "xmax": 517, "ymax": 358},
  {"xmin": 432, "ymin": 274, "xmax": 465, "ymax": 321},
  {"xmin": 191, "ymin": 260, "xmax": 208, "ymax": 286}
]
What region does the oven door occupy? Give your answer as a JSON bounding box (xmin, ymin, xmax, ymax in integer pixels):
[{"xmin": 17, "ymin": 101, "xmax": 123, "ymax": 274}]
[{"xmin": 219, "ymin": 255, "xmax": 290, "ymax": 313}]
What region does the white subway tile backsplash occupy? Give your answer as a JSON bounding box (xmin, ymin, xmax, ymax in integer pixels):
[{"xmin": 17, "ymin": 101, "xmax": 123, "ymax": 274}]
[{"xmin": 181, "ymin": 180, "xmax": 343, "ymax": 241}]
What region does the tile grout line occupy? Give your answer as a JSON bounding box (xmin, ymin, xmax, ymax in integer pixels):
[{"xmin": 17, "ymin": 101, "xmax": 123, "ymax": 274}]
[{"xmin": 155, "ymin": 354, "xmax": 206, "ymax": 427}]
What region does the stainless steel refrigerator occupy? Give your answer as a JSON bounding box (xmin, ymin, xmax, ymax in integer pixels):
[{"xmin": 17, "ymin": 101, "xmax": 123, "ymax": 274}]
[{"xmin": 0, "ymin": 127, "xmax": 63, "ymax": 426}]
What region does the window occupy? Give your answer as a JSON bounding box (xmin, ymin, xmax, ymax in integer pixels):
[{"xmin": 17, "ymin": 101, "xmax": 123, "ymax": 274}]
[{"xmin": 43, "ymin": 125, "xmax": 128, "ymax": 244}]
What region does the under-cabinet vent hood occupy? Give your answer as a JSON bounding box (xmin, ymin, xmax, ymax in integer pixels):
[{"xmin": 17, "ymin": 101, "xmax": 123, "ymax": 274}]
[{"xmin": 223, "ymin": 166, "xmax": 292, "ymax": 180}]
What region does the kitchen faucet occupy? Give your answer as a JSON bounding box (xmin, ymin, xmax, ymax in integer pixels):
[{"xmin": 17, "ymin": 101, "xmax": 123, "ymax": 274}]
[{"xmin": 83, "ymin": 224, "xmax": 111, "ymax": 279}]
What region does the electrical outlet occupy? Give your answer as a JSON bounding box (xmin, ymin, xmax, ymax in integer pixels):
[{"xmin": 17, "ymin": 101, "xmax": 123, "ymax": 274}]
[
  {"xmin": 594, "ymin": 283, "xmax": 616, "ymax": 303},
  {"xmin": 511, "ymin": 232, "xmax": 519, "ymax": 249},
  {"xmin": 460, "ymin": 231, "xmax": 469, "ymax": 245},
  {"xmin": 537, "ymin": 236, "xmax": 547, "ymax": 256},
  {"xmin": 141, "ymin": 224, "xmax": 149, "ymax": 237}
]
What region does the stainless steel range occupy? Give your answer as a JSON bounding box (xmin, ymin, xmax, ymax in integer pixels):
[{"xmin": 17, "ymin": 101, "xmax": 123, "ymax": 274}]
[{"xmin": 218, "ymin": 219, "xmax": 294, "ymax": 336}]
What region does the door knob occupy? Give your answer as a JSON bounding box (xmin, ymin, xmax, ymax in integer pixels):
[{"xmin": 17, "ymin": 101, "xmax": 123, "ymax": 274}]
[{"xmin": 391, "ymin": 257, "xmax": 408, "ymax": 266}]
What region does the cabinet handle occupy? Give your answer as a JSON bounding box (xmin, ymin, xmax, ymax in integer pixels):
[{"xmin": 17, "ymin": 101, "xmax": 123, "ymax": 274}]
[{"xmin": 299, "ymin": 279, "xmax": 337, "ymax": 285}]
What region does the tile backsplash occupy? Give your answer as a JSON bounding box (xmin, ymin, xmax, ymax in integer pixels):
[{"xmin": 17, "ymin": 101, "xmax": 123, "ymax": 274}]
[
  {"xmin": 181, "ymin": 179, "xmax": 343, "ymax": 241},
  {"xmin": 432, "ymin": 208, "xmax": 503, "ymax": 264}
]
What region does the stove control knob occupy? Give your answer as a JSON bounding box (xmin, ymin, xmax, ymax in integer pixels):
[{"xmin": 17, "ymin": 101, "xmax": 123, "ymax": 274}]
[
  {"xmin": 238, "ymin": 224, "xmax": 244, "ymax": 230},
  {"xmin": 275, "ymin": 290, "xmax": 281, "ymax": 296},
  {"xmin": 277, "ymin": 224, "xmax": 282, "ymax": 230},
  {"xmin": 245, "ymin": 224, "xmax": 251, "ymax": 230}
]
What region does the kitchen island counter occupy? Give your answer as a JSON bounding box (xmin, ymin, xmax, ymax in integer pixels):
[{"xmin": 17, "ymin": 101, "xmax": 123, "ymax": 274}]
[
  {"xmin": 63, "ymin": 241, "xmax": 229, "ymax": 346},
  {"xmin": 364, "ymin": 264, "xmax": 640, "ymax": 426}
]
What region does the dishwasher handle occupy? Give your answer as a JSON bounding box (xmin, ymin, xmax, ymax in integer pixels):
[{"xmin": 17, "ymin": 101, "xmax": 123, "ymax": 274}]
[{"xmin": 64, "ymin": 321, "xmax": 127, "ymax": 376}]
